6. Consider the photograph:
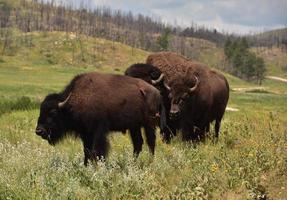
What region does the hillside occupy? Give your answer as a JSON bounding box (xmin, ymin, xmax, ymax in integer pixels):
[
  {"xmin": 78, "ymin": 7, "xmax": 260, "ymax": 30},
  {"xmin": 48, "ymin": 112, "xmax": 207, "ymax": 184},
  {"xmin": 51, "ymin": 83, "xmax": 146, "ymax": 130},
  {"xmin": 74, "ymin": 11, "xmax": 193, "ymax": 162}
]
[
  {"xmin": 1, "ymin": 30, "xmax": 286, "ymax": 94},
  {"xmin": 0, "ymin": 31, "xmax": 149, "ymax": 99},
  {"xmin": 1, "ymin": 31, "xmax": 285, "ymax": 121},
  {"xmin": 1, "ymin": 0, "xmax": 286, "ymax": 67},
  {"xmin": 248, "ymin": 28, "xmax": 287, "ymax": 47},
  {"xmin": 251, "ymin": 47, "xmax": 287, "ymax": 79}
]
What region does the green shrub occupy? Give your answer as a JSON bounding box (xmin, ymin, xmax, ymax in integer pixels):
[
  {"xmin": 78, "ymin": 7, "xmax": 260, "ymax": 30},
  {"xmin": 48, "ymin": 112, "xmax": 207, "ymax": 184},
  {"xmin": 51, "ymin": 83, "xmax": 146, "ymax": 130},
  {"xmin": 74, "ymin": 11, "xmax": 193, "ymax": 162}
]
[{"xmin": 0, "ymin": 96, "xmax": 39, "ymax": 116}]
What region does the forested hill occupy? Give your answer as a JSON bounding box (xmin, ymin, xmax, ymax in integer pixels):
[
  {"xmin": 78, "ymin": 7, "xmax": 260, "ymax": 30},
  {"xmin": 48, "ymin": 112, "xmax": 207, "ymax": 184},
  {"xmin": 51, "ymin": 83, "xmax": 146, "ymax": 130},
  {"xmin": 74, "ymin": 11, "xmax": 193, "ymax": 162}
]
[
  {"xmin": 1, "ymin": 0, "xmax": 286, "ymax": 60},
  {"xmin": 0, "ymin": 0, "xmax": 225, "ymax": 65},
  {"xmin": 247, "ymin": 28, "xmax": 287, "ymax": 48}
]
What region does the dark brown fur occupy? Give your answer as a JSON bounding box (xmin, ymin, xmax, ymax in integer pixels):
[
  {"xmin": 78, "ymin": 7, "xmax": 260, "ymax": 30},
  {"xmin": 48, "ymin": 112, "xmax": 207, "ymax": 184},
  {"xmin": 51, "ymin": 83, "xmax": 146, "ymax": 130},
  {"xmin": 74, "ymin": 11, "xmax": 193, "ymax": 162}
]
[
  {"xmin": 36, "ymin": 72, "xmax": 161, "ymax": 165},
  {"xmin": 146, "ymin": 51, "xmax": 203, "ymax": 82}
]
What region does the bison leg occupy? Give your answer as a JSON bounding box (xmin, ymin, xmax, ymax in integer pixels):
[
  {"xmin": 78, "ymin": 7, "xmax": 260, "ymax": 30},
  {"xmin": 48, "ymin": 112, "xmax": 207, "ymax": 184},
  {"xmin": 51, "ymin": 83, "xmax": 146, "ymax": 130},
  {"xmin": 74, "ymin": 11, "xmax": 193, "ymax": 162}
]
[
  {"xmin": 160, "ymin": 101, "xmax": 175, "ymax": 144},
  {"xmin": 194, "ymin": 126, "xmax": 207, "ymax": 142},
  {"xmin": 92, "ymin": 134, "xmax": 109, "ymax": 161},
  {"xmin": 161, "ymin": 126, "xmax": 172, "ymax": 144},
  {"xmin": 182, "ymin": 123, "xmax": 204, "ymax": 142},
  {"xmin": 83, "ymin": 149, "xmax": 89, "ymax": 166},
  {"xmin": 91, "ymin": 124, "xmax": 109, "ymax": 161},
  {"xmin": 82, "ymin": 125, "xmax": 109, "ymax": 166},
  {"xmin": 162, "ymin": 119, "xmax": 177, "ymax": 144},
  {"xmin": 206, "ymin": 123, "xmax": 210, "ymax": 133},
  {"xmin": 82, "ymin": 135, "xmax": 94, "ymax": 166},
  {"xmin": 214, "ymin": 120, "xmax": 221, "ymax": 142},
  {"xmin": 169, "ymin": 120, "xmax": 178, "ymax": 137},
  {"xmin": 144, "ymin": 126, "xmax": 156, "ymax": 155},
  {"xmin": 83, "ymin": 136, "xmax": 109, "ymax": 165},
  {"xmin": 129, "ymin": 128, "xmax": 143, "ymax": 157},
  {"xmin": 182, "ymin": 124, "xmax": 193, "ymax": 142}
]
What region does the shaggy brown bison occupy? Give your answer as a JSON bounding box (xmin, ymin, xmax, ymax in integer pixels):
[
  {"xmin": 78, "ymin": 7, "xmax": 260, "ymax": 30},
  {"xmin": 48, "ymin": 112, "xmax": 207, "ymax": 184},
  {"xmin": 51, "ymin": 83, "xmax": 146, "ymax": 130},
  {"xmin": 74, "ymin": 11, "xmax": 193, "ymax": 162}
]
[
  {"xmin": 126, "ymin": 52, "xmax": 229, "ymax": 142},
  {"xmin": 35, "ymin": 72, "xmax": 163, "ymax": 165},
  {"xmin": 165, "ymin": 66, "xmax": 229, "ymax": 141}
]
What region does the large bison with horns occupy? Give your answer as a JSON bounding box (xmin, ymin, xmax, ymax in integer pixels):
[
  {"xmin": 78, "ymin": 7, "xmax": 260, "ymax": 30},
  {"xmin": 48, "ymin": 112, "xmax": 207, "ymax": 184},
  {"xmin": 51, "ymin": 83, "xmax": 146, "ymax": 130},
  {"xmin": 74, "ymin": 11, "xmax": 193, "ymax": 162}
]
[
  {"xmin": 35, "ymin": 72, "xmax": 163, "ymax": 165},
  {"xmin": 165, "ymin": 66, "xmax": 229, "ymax": 141},
  {"xmin": 125, "ymin": 52, "xmax": 229, "ymax": 142}
]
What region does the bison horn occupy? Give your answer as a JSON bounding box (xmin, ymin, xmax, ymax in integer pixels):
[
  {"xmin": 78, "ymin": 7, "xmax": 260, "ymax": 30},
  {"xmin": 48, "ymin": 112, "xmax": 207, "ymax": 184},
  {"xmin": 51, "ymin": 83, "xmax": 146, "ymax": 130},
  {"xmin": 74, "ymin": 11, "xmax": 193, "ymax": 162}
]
[
  {"xmin": 189, "ymin": 76, "xmax": 199, "ymax": 93},
  {"xmin": 164, "ymin": 81, "xmax": 171, "ymax": 91},
  {"xmin": 58, "ymin": 93, "xmax": 72, "ymax": 108},
  {"xmin": 151, "ymin": 73, "xmax": 164, "ymax": 85}
]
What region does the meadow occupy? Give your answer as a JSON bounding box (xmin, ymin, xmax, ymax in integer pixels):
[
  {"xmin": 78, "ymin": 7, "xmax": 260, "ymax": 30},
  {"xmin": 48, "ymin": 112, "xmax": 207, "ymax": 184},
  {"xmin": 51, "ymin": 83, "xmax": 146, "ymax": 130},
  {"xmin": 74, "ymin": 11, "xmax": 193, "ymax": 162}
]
[{"xmin": 0, "ymin": 32, "xmax": 286, "ymax": 199}]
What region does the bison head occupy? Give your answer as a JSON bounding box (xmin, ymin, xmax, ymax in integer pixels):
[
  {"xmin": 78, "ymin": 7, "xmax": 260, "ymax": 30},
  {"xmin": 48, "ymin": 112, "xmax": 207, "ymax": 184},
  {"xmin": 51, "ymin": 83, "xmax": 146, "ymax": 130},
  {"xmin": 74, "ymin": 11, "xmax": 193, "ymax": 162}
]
[
  {"xmin": 125, "ymin": 63, "xmax": 164, "ymax": 86},
  {"xmin": 35, "ymin": 93, "xmax": 71, "ymax": 145},
  {"xmin": 165, "ymin": 69, "xmax": 199, "ymax": 119}
]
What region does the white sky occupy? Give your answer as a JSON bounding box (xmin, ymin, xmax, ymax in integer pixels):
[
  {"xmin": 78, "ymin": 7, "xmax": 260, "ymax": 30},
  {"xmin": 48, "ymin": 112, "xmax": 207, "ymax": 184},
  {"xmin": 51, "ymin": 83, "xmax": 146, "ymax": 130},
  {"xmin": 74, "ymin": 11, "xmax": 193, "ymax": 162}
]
[{"xmin": 52, "ymin": 0, "xmax": 287, "ymax": 35}]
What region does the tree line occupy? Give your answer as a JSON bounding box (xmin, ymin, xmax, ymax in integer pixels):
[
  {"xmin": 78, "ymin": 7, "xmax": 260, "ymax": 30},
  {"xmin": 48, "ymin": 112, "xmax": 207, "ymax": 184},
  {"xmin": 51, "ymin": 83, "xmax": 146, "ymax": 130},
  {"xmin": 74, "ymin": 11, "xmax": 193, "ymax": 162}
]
[
  {"xmin": 1, "ymin": 0, "xmax": 285, "ymax": 51},
  {"xmin": 0, "ymin": 0, "xmax": 227, "ymax": 60},
  {"xmin": 1, "ymin": 0, "xmax": 287, "ymax": 84},
  {"xmin": 224, "ymin": 38, "xmax": 266, "ymax": 84}
]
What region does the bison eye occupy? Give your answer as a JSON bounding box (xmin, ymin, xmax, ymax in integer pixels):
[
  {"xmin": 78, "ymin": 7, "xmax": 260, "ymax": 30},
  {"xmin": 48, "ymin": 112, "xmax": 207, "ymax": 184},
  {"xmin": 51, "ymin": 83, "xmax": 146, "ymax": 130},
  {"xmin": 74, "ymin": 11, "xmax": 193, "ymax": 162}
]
[
  {"xmin": 150, "ymin": 71, "xmax": 159, "ymax": 79},
  {"xmin": 181, "ymin": 93, "xmax": 189, "ymax": 100},
  {"xmin": 46, "ymin": 117, "xmax": 53, "ymax": 124},
  {"xmin": 50, "ymin": 109, "xmax": 58, "ymax": 116},
  {"xmin": 174, "ymin": 99, "xmax": 180, "ymax": 104},
  {"xmin": 179, "ymin": 99, "xmax": 184, "ymax": 106}
]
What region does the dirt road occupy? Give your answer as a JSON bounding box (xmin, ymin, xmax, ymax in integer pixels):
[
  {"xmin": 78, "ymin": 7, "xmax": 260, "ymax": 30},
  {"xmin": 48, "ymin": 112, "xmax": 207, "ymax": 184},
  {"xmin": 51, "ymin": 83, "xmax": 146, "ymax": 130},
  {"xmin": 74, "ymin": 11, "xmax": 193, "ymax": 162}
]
[{"xmin": 266, "ymin": 76, "xmax": 287, "ymax": 83}]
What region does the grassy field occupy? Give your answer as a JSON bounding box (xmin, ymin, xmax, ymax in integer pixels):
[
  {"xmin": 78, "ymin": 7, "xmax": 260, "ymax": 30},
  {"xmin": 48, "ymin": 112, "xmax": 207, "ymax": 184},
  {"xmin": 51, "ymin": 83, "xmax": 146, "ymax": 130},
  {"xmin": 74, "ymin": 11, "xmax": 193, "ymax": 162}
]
[{"xmin": 0, "ymin": 32, "xmax": 286, "ymax": 199}]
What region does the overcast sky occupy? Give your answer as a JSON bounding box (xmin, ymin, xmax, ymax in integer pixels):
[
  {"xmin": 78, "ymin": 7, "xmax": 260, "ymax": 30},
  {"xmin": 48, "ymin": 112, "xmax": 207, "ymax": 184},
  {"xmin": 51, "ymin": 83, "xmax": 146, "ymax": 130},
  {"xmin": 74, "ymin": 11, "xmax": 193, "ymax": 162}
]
[{"xmin": 54, "ymin": 0, "xmax": 287, "ymax": 35}]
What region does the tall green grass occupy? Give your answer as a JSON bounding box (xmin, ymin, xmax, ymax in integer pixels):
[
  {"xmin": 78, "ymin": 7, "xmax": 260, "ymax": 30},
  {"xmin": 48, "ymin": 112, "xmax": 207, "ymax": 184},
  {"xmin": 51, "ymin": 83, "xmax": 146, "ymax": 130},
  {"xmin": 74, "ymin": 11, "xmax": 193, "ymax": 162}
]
[
  {"xmin": 0, "ymin": 108, "xmax": 286, "ymax": 199},
  {"xmin": 0, "ymin": 96, "xmax": 39, "ymax": 116}
]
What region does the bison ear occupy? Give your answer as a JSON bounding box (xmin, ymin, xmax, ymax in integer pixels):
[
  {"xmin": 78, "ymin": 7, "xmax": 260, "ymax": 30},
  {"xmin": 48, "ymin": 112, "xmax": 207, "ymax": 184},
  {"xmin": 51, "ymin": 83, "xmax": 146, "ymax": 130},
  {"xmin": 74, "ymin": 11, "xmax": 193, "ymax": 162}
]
[{"xmin": 139, "ymin": 88, "xmax": 146, "ymax": 97}]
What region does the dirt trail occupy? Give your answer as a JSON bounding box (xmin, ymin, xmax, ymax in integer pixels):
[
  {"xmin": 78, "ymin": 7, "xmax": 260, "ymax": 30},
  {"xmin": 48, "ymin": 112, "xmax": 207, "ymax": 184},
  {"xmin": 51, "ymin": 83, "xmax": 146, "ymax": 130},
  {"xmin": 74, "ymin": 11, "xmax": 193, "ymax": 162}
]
[
  {"xmin": 266, "ymin": 76, "xmax": 287, "ymax": 83},
  {"xmin": 226, "ymin": 107, "xmax": 239, "ymax": 112},
  {"xmin": 232, "ymin": 87, "xmax": 267, "ymax": 92}
]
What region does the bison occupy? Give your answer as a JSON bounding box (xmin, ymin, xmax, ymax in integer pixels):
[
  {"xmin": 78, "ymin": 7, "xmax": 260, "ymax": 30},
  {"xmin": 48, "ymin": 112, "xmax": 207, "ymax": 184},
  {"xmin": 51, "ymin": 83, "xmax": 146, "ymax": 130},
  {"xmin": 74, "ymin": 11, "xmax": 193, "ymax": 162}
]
[
  {"xmin": 125, "ymin": 52, "xmax": 229, "ymax": 142},
  {"xmin": 165, "ymin": 66, "xmax": 229, "ymax": 141},
  {"xmin": 35, "ymin": 72, "xmax": 163, "ymax": 165},
  {"xmin": 125, "ymin": 63, "xmax": 177, "ymax": 143}
]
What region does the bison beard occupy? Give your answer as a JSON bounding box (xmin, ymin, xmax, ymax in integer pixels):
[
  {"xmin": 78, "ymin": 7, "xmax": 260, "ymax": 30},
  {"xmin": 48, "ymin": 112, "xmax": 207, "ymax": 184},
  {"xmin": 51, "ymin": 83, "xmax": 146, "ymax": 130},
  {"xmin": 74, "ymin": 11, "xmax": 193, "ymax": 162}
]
[{"xmin": 35, "ymin": 72, "xmax": 163, "ymax": 165}]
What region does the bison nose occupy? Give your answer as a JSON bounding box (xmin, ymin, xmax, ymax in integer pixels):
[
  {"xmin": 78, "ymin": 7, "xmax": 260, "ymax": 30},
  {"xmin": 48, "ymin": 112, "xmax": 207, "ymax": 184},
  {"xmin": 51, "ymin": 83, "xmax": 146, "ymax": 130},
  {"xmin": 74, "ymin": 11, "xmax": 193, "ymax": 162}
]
[
  {"xmin": 170, "ymin": 110, "xmax": 180, "ymax": 118},
  {"xmin": 155, "ymin": 112, "xmax": 160, "ymax": 118},
  {"xmin": 35, "ymin": 127, "xmax": 44, "ymax": 136},
  {"xmin": 170, "ymin": 103, "xmax": 180, "ymax": 119}
]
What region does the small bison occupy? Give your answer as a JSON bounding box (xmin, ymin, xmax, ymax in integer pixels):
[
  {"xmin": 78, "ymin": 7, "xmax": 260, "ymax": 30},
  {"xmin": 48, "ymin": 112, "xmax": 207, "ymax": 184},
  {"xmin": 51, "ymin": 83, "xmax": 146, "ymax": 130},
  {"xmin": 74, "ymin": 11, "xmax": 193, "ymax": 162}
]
[{"xmin": 35, "ymin": 72, "xmax": 163, "ymax": 165}]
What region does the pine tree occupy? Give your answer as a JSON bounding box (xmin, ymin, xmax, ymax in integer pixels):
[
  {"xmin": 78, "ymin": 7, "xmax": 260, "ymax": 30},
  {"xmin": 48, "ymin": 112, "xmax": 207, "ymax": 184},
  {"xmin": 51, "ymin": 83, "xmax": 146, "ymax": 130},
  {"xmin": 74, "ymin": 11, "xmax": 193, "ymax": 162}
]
[
  {"xmin": 254, "ymin": 57, "xmax": 266, "ymax": 85},
  {"xmin": 224, "ymin": 37, "xmax": 232, "ymax": 59},
  {"xmin": 157, "ymin": 27, "xmax": 171, "ymax": 51},
  {"xmin": 223, "ymin": 37, "xmax": 266, "ymax": 84}
]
